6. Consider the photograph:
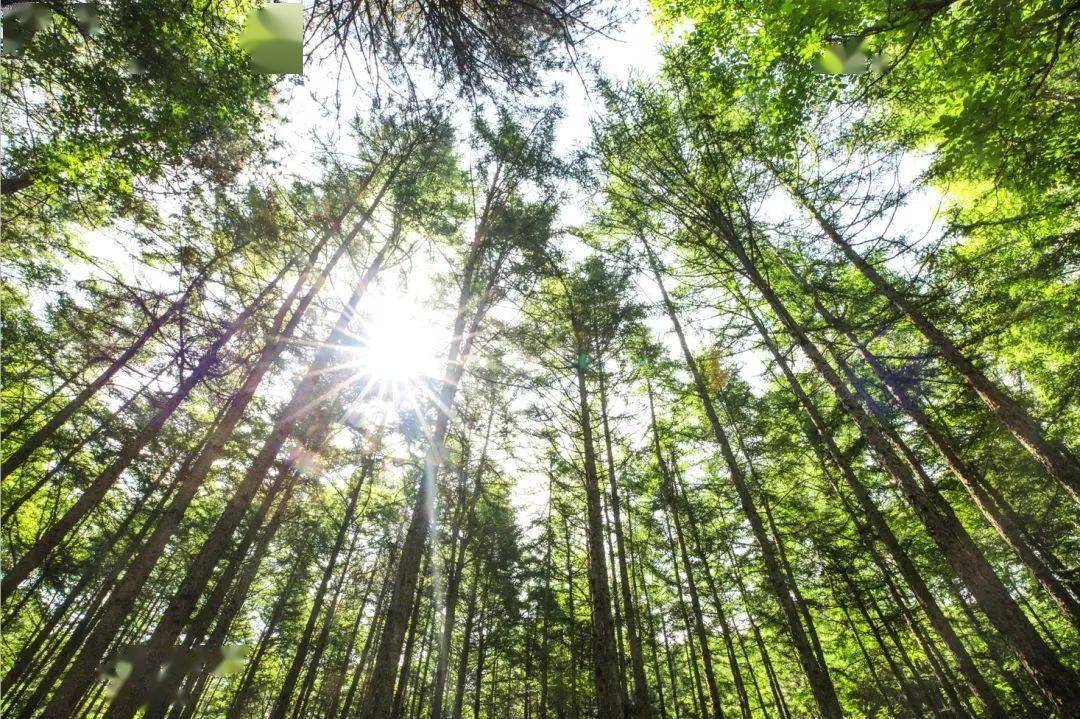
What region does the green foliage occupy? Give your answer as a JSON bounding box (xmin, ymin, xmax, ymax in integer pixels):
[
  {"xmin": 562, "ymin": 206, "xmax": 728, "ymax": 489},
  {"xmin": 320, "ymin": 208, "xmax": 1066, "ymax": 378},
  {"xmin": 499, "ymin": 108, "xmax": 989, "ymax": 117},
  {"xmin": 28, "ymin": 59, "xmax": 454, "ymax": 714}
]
[{"xmin": 2, "ymin": 0, "xmax": 273, "ymax": 231}]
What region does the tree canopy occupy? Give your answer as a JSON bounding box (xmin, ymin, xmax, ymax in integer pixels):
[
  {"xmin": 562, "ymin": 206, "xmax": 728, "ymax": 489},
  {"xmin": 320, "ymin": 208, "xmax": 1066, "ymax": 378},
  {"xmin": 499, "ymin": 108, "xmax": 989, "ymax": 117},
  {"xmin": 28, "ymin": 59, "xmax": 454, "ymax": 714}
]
[{"xmin": 2, "ymin": 2, "xmax": 1078, "ymax": 719}]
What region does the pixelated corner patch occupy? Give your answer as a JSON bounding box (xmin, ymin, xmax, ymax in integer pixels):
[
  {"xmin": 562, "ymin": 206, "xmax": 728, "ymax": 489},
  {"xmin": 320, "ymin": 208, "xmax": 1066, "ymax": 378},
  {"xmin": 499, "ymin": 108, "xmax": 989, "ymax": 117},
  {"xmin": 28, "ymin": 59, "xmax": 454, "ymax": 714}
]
[
  {"xmin": 1, "ymin": 3, "xmax": 99, "ymax": 55},
  {"xmin": 3, "ymin": 1, "xmax": 303, "ymax": 76},
  {"xmin": 240, "ymin": 2, "xmax": 303, "ymax": 75}
]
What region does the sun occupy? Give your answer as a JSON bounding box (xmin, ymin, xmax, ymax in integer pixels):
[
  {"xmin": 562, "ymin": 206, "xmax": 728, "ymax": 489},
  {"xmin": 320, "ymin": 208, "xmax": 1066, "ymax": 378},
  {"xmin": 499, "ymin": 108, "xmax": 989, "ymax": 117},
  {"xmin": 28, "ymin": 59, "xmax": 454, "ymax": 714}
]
[{"xmin": 348, "ymin": 288, "xmax": 443, "ymax": 402}]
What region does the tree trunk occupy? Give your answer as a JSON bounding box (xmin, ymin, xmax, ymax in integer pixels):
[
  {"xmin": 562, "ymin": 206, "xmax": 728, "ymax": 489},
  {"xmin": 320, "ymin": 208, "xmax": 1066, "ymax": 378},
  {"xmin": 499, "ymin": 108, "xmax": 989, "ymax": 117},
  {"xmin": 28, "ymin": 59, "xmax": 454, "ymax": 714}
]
[
  {"xmin": 432, "ymin": 410, "xmax": 493, "ymax": 719},
  {"xmin": 792, "ymin": 265, "xmax": 1080, "ymax": 626},
  {"xmin": 171, "ymin": 479, "xmax": 299, "ymax": 719},
  {"xmin": 2, "ymin": 260, "xmax": 216, "ymax": 475},
  {"xmin": 743, "ymin": 300, "xmax": 1010, "ymax": 718},
  {"xmin": 597, "ymin": 367, "xmax": 654, "ymax": 719},
  {"xmin": 3, "ymin": 487, "xmax": 169, "ymax": 716},
  {"xmin": 665, "ymin": 509, "xmax": 708, "ymax": 719},
  {"xmin": 226, "ymin": 545, "xmax": 310, "ymax": 718},
  {"xmin": 571, "ymin": 339, "xmax": 626, "ymax": 719},
  {"xmin": 2, "ymin": 359, "xmax": 171, "ymax": 528},
  {"xmin": 450, "ymin": 567, "xmax": 481, "ymax": 719},
  {"xmin": 264, "ymin": 460, "xmax": 370, "ymax": 719},
  {"xmin": 643, "ymin": 237, "xmax": 845, "ymax": 719},
  {"xmin": 1, "ymin": 259, "xmax": 294, "ymax": 600},
  {"xmin": 712, "ymin": 226, "xmax": 1080, "ymax": 712},
  {"xmin": 673, "ymin": 469, "xmax": 753, "ymax": 719},
  {"xmin": 338, "ymin": 549, "xmax": 397, "ymax": 719},
  {"xmin": 392, "ymin": 565, "xmax": 431, "ymax": 719},
  {"xmin": 781, "ymin": 176, "xmax": 1080, "ymax": 501},
  {"xmin": 357, "ymin": 223, "xmax": 504, "ymax": 719},
  {"xmin": 662, "ymin": 459, "xmax": 725, "ymax": 719}
]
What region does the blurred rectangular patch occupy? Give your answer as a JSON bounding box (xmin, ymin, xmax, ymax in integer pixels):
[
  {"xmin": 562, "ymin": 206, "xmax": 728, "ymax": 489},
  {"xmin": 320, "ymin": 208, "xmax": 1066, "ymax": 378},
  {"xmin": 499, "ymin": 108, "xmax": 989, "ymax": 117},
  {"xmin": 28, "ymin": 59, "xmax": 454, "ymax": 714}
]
[
  {"xmin": 240, "ymin": 2, "xmax": 302, "ymax": 75},
  {"xmin": 2, "ymin": 3, "xmax": 54, "ymax": 55}
]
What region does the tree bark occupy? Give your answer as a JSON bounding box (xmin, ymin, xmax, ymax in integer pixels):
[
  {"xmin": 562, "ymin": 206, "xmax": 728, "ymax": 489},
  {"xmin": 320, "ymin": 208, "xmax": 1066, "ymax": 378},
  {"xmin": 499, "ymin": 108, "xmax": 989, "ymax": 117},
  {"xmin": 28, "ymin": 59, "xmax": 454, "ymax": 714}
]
[
  {"xmin": 570, "ymin": 333, "xmax": 626, "ymax": 719},
  {"xmin": 643, "ymin": 237, "xmax": 845, "ymax": 719},
  {"xmin": 780, "ymin": 176, "xmax": 1080, "ymax": 502},
  {"xmin": 597, "ymin": 367, "xmax": 654, "ymax": 719},
  {"xmin": 742, "ymin": 299, "xmax": 1010, "ymax": 718}
]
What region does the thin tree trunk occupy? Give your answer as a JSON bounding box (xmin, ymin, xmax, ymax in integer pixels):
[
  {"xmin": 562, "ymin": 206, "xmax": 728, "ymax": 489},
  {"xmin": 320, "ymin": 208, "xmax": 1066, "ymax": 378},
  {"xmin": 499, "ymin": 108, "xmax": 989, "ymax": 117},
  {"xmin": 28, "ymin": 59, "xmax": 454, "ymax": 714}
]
[
  {"xmin": 171, "ymin": 480, "xmax": 299, "ymax": 719},
  {"xmin": 601, "ymin": 490, "xmax": 631, "ymax": 704},
  {"xmin": 432, "ymin": 409, "xmax": 493, "ymax": 719},
  {"xmin": 742, "ymin": 299, "xmax": 1010, "ymax": 718},
  {"xmin": 392, "ymin": 553, "xmax": 432, "ymax": 719},
  {"xmin": 793, "ymin": 266, "xmax": 1080, "ymax": 625},
  {"xmin": 2, "ymin": 259, "xmax": 220, "ymax": 475},
  {"xmin": 226, "ymin": 545, "xmax": 310, "ymax": 718},
  {"xmin": 473, "ymin": 596, "xmax": 487, "ymax": 719},
  {"xmin": 597, "ymin": 367, "xmax": 654, "ymax": 719},
  {"xmin": 835, "ymin": 562, "xmax": 932, "ymax": 715},
  {"xmin": 643, "ymin": 238, "xmax": 845, "ymax": 719},
  {"xmin": 450, "ymin": 565, "xmax": 480, "ymax": 719},
  {"xmin": 665, "ymin": 509, "xmax": 708, "ymax": 719},
  {"xmin": 338, "ymin": 550, "xmax": 397, "ymax": 719},
  {"xmin": 674, "ymin": 469, "xmax": 753, "ymax": 719},
  {"xmin": 262, "ymin": 460, "xmax": 370, "ymax": 719},
  {"xmin": 569, "ymin": 327, "xmax": 625, "ymax": 719},
  {"xmin": 839, "ymin": 601, "xmax": 897, "ymax": 714},
  {"xmin": 662, "ymin": 458, "xmax": 725, "ymax": 719},
  {"xmin": 780, "ymin": 176, "xmax": 1080, "ymax": 501},
  {"xmin": 538, "ymin": 493, "xmax": 555, "ymax": 719},
  {"xmin": 635, "ymin": 537, "xmax": 671, "ymax": 719},
  {"xmin": 2, "ymin": 359, "xmax": 172, "ymax": 527},
  {"xmin": 358, "ymin": 249, "xmax": 497, "ymax": 719},
  {"xmin": 3, "ymin": 486, "xmax": 168, "ymax": 715},
  {"xmin": 563, "ymin": 511, "xmax": 581, "ymax": 719},
  {"xmin": 723, "ymin": 541, "xmax": 792, "ymax": 719},
  {"xmin": 1, "ymin": 259, "xmax": 295, "ymax": 599}
]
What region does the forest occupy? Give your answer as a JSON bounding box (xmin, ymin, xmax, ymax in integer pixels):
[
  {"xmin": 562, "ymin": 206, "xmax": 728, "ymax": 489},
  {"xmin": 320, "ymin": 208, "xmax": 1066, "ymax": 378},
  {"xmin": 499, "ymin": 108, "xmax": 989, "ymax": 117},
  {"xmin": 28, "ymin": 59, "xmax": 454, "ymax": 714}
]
[{"xmin": 1, "ymin": 1, "xmax": 1078, "ymax": 718}]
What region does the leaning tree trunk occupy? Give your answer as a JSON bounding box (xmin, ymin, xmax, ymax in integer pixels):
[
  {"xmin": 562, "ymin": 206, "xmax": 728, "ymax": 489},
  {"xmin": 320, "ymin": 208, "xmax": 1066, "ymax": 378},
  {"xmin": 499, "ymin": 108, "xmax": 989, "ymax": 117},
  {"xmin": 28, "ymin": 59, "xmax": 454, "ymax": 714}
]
[
  {"xmin": 2, "ymin": 253, "xmax": 224, "ymax": 475},
  {"xmin": 430, "ymin": 415, "xmax": 491, "ymax": 719},
  {"xmin": 99, "ymin": 165, "xmax": 402, "ymax": 719},
  {"xmin": 2, "ymin": 359, "xmax": 171, "ymax": 527},
  {"xmin": 2, "ymin": 257, "xmax": 296, "ymax": 600},
  {"xmin": 797, "ymin": 280, "xmax": 1080, "ymax": 626},
  {"xmin": 168, "ymin": 478, "xmax": 299, "ymax": 719},
  {"xmin": 643, "ymin": 237, "xmax": 845, "ymax": 719},
  {"xmin": 706, "ymin": 222, "xmax": 1080, "ymax": 713},
  {"xmin": 673, "ymin": 468, "xmax": 753, "ymax": 719},
  {"xmin": 741, "ymin": 299, "xmax": 1010, "ymax": 719},
  {"xmin": 664, "ymin": 509, "xmax": 709, "ymax": 719},
  {"xmin": 225, "ymin": 545, "xmax": 311, "ymax": 719},
  {"xmin": 36, "ymin": 208, "xmax": 379, "ymax": 717},
  {"xmin": 267, "ymin": 461, "xmax": 368, "ymax": 719},
  {"xmin": 661, "ymin": 459, "xmax": 725, "ymax": 719},
  {"xmin": 449, "ymin": 569, "xmax": 482, "ymax": 719},
  {"xmin": 778, "ymin": 174, "xmax": 1080, "ymax": 502}
]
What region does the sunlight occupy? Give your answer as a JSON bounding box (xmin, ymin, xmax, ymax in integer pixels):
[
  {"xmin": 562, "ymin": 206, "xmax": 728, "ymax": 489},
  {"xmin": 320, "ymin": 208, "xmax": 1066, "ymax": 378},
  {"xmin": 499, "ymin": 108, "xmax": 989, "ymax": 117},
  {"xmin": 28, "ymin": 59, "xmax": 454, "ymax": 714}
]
[{"xmin": 347, "ymin": 287, "xmax": 444, "ymax": 406}]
